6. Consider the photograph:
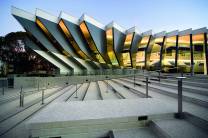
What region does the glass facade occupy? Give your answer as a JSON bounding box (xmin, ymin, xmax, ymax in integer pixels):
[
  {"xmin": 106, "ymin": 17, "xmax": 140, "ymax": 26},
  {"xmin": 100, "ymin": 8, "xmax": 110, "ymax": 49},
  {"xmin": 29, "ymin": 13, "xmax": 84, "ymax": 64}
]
[
  {"xmin": 122, "ymin": 34, "xmax": 133, "ymax": 68},
  {"xmin": 162, "ymin": 36, "xmax": 177, "ymax": 72},
  {"xmin": 12, "ymin": 7, "xmax": 208, "ymax": 75},
  {"xmin": 36, "ymin": 18, "xmax": 71, "ymax": 57},
  {"xmin": 148, "ymin": 37, "xmax": 164, "ymax": 70},
  {"xmin": 177, "ymin": 35, "xmax": 191, "ymax": 72},
  {"xmin": 58, "ymin": 20, "xmax": 88, "ymax": 60},
  {"xmin": 106, "ymin": 29, "xmax": 119, "ymax": 66},
  {"xmin": 136, "ymin": 36, "xmax": 150, "ymax": 69},
  {"xmin": 79, "ymin": 22, "xmax": 106, "ymax": 63},
  {"xmin": 192, "ymin": 34, "xmax": 206, "ymax": 73}
]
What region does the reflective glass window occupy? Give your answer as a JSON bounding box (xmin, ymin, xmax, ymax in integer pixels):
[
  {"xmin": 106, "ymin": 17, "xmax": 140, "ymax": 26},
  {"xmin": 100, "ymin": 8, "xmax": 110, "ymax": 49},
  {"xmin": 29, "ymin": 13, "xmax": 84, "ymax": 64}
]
[
  {"xmin": 162, "ymin": 36, "xmax": 177, "ymax": 72},
  {"xmin": 122, "ymin": 34, "xmax": 133, "ymax": 67},
  {"xmin": 59, "ymin": 20, "xmax": 88, "ymax": 60},
  {"xmin": 106, "ymin": 29, "xmax": 119, "ymax": 66},
  {"xmin": 136, "ymin": 36, "xmax": 150, "ymax": 68},
  {"xmin": 36, "ymin": 18, "xmax": 70, "ymax": 57},
  {"xmin": 192, "ymin": 34, "xmax": 205, "ymax": 73},
  {"xmin": 122, "ymin": 52, "xmax": 131, "ymax": 67},
  {"xmin": 178, "ymin": 35, "xmax": 191, "ymax": 72},
  {"xmin": 148, "ymin": 37, "xmax": 163, "ymax": 70},
  {"xmin": 80, "ymin": 22, "xmax": 105, "ymax": 63}
]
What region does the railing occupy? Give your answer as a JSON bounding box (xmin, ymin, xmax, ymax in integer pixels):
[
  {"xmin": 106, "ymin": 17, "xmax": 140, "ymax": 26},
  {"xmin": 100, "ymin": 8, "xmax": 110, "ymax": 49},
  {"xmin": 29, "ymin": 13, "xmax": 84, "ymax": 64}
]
[
  {"xmin": 124, "ymin": 69, "xmax": 187, "ymax": 118},
  {"xmin": 18, "ymin": 84, "xmax": 68, "ymax": 107},
  {"xmin": 0, "ymin": 78, "xmax": 7, "ymax": 95}
]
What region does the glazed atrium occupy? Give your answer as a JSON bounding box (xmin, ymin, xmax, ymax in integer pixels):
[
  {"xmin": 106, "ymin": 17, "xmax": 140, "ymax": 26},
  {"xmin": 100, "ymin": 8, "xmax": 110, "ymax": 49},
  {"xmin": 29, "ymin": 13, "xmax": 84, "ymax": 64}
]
[
  {"xmin": 11, "ymin": 7, "xmax": 208, "ymax": 76},
  {"xmin": 0, "ymin": 7, "xmax": 208, "ymax": 138}
]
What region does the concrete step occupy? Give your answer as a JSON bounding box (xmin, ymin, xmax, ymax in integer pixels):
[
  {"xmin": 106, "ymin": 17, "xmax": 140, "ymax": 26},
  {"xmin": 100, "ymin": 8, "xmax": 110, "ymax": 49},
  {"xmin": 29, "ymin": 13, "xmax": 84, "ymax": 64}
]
[
  {"xmin": 121, "ymin": 78, "xmax": 208, "ymax": 108},
  {"xmin": 147, "ymin": 80, "xmax": 208, "ymax": 96},
  {"xmin": 81, "ymin": 83, "xmax": 90, "ymax": 101},
  {"xmin": 84, "ymin": 82, "xmax": 101, "ymax": 101},
  {"xmin": 131, "ymin": 76, "xmax": 208, "ymax": 88},
  {"xmin": 0, "ymin": 88, "xmax": 45, "ymax": 105},
  {"xmin": 128, "ymin": 77, "xmax": 208, "ymax": 96},
  {"xmin": 69, "ymin": 83, "xmax": 89, "ymax": 101},
  {"xmin": 152, "ymin": 117, "xmax": 208, "ymax": 138},
  {"xmin": 96, "ymin": 81, "xmax": 103, "ymax": 100},
  {"xmin": 50, "ymin": 84, "xmax": 84, "ymax": 102},
  {"xmin": 107, "ymin": 80, "xmax": 140, "ymax": 99},
  {"xmin": 110, "ymin": 127, "xmax": 157, "ymax": 138},
  {"xmin": 0, "ymin": 85, "xmax": 71, "ymax": 137},
  {"xmin": 111, "ymin": 79, "xmax": 150, "ymax": 98},
  {"xmin": 97, "ymin": 81, "xmax": 120, "ymax": 100},
  {"xmin": 161, "ymin": 78, "xmax": 208, "ymax": 88},
  {"xmin": 0, "ymin": 86, "xmax": 67, "ymax": 122},
  {"xmin": 113, "ymin": 79, "xmax": 208, "ymax": 121}
]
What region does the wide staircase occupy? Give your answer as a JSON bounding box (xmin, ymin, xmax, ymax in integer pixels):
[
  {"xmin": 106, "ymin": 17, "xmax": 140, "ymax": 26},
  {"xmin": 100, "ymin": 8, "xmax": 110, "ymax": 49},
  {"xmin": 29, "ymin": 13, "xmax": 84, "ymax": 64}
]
[{"xmin": 0, "ymin": 73, "xmax": 208, "ymax": 138}]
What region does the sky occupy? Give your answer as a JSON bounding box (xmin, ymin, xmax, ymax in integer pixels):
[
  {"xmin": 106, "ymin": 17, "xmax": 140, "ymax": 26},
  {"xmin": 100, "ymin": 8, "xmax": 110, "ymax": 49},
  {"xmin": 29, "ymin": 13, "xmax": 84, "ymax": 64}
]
[{"xmin": 0, "ymin": 0, "xmax": 208, "ymax": 36}]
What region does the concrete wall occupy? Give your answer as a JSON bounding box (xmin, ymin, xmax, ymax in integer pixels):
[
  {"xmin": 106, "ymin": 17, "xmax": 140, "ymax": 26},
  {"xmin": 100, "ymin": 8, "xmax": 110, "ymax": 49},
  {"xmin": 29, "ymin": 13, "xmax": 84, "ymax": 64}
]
[{"xmin": 13, "ymin": 70, "xmax": 140, "ymax": 89}]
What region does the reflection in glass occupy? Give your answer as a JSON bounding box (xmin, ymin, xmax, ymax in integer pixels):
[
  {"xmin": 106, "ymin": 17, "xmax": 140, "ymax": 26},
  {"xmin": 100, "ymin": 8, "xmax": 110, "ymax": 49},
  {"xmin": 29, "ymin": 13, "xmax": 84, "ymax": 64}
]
[
  {"xmin": 122, "ymin": 34, "xmax": 133, "ymax": 67},
  {"xmin": 80, "ymin": 22, "xmax": 105, "ymax": 63},
  {"xmin": 162, "ymin": 36, "xmax": 177, "ymax": 72},
  {"xmin": 178, "ymin": 35, "xmax": 191, "ymax": 72},
  {"xmin": 192, "ymin": 34, "xmax": 205, "ymax": 73},
  {"xmin": 59, "ymin": 19, "xmax": 88, "ymax": 60},
  {"xmin": 136, "ymin": 36, "xmax": 150, "ymax": 68},
  {"xmin": 36, "ymin": 18, "xmax": 71, "ymax": 57},
  {"xmin": 122, "ymin": 52, "xmax": 131, "ymax": 67},
  {"xmin": 106, "ymin": 29, "xmax": 119, "ymax": 66},
  {"xmin": 148, "ymin": 37, "xmax": 163, "ymax": 70}
]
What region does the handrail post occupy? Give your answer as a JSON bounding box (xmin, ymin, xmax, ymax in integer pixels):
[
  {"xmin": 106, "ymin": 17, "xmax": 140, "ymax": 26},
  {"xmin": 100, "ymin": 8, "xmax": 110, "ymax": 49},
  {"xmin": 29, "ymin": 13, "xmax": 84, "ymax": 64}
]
[
  {"xmin": 42, "ymin": 89, "xmax": 44, "ymax": 105},
  {"xmin": 20, "ymin": 86, "xmax": 24, "ymax": 107},
  {"xmin": 106, "ymin": 76, "xmax": 108, "ymax": 92},
  {"xmin": 144, "ymin": 75, "xmax": 149, "ymax": 98},
  {"xmin": 158, "ymin": 70, "xmax": 161, "ymax": 82},
  {"xmin": 2, "ymin": 80, "xmax": 4, "ymax": 95},
  {"xmin": 75, "ymin": 84, "xmax": 78, "ymax": 98},
  {"xmin": 191, "ymin": 64, "xmax": 194, "ymax": 77},
  {"xmin": 38, "ymin": 78, "xmax": 40, "ymax": 91},
  {"xmin": 176, "ymin": 76, "xmax": 186, "ymax": 118},
  {"xmin": 133, "ymin": 70, "xmax": 136, "ymax": 87}
]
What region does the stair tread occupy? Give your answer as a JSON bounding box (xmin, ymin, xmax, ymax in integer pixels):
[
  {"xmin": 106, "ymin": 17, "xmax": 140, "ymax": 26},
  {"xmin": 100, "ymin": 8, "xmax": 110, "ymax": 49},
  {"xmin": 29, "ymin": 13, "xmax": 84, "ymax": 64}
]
[
  {"xmin": 153, "ymin": 118, "xmax": 208, "ymax": 138},
  {"xmin": 112, "ymin": 127, "xmax": 157, "ymax": 138}
]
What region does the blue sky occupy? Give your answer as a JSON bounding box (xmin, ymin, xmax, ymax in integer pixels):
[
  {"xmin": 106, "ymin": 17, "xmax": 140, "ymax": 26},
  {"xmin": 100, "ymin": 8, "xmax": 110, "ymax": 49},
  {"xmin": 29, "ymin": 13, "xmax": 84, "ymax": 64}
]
[{"xmin": 0, "ymin": 0, "xmax": 207, "ymax": 36}]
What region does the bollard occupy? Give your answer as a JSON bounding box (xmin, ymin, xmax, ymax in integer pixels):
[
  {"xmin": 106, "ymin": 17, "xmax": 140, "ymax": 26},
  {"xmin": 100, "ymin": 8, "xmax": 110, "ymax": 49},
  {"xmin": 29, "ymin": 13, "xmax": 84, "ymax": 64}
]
[
  {"xmin": 20, "ymin": 86, "xmax": 24, "ymax": 107},
  {"xmin": 75, "ymin": 84, "xmax": 78, "ymax": 98},
  {"xmin": 2, "ymin": 87, "xmax": 4, "ymax": 95},
  {"xmin": 191, "ymin": 64, "xmax": 194, "ymax": 77},
  {"xmin": 176, "ymin": 76, "xmax": 186, "ymax": 118},
  {"xmin": 134, "ymin": 74, "xmax": 135, "ymax": 87},
  {"xmin": 38, "ymin": 80, "xmax": 40, "ymax": 91},
  {"xmin": 2, "ymin": 80, "xmax": 4, "ymax": 95},
  {"xmin": 158, "ymin": 70, "xmax": 161, "ymax": 82},
  {"xmin": 180, "ymin": 70, "xmax": 183, "ymax": 77},
  {"xmin": 42, "ymin": 89, "xmax": 44, "ymax": 105},
  {"xmin": 145, "ymin": 76, "xmax": 149, "ymax": 98},
  {"xmin": 106, "ymin": 76, "xmax": 108, "ymax": 92}
]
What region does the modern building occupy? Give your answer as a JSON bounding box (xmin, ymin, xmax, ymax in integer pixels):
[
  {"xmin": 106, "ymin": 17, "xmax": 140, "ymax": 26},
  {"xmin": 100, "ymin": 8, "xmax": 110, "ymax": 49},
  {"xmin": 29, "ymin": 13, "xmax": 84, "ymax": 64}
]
[{"xmin": 11, "ymin": 7, "xmax": 208, "ymax": 75}]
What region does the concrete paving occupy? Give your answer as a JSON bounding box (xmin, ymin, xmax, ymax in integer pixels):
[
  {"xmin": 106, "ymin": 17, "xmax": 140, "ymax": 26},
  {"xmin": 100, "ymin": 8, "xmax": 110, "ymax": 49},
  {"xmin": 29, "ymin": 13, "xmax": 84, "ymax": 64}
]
[
  {"xmin": 122, "ymin": 78, "xmax": 208, "ymax": 105},
  {"xmin": 113, "ymin": 79, "xmax": 208, "ymax": 121},
  {"xmin": 69, "ymin": 83, "xmax": 89, "ymax": 101},
  {"xmin": 1, "ymin": 74, "xmax": 208, "ymax": 138},
  {"xmin": 27, "ymin": 99, "xmax": 174, "ymax": 124},
  {"xmin": 84, "ymin": 82, "xmax": 101, "ymax": 101},
  {"xmin": 153, "ymin": 118, "xmax": 208, "ymax": 138},
  {"xmin": 107, "ymin": 80, "xmax": 140, "ymax": 99},
  {"xmin": 112, "ymin": 127, "xmax": 157, "ymax": 138},
  {"xmin": 0, "ymin": 85, "xmax": 71, "ymax": 138},
  {"xmin": 98, "ymin": 81, "xmax": 120, "ymax": 100},
  {"xmin": 0, "ymin": 87, "xmax": 62, "ymax": 120}
]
